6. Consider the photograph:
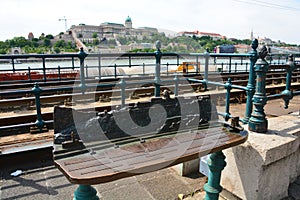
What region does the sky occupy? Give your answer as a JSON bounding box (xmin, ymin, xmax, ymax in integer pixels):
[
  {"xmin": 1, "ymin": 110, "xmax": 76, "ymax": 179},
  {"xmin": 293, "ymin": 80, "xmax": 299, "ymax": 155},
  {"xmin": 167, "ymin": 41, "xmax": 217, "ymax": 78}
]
[{"xmin": 1, "ymin": 0, "xmax": 300, "ymax": 44}]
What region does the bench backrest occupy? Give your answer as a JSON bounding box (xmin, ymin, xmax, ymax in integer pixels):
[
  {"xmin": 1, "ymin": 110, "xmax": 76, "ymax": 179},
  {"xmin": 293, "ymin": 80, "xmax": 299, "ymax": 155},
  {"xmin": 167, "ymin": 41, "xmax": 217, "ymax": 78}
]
[{"xmin": 53, "ymin": 95, "xmax": 218, "ymax": 147}]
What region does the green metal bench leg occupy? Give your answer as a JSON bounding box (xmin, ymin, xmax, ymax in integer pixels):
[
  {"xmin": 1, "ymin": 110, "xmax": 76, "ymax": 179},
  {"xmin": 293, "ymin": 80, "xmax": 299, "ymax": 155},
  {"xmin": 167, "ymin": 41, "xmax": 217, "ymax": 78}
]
[
  {"xmin": 204, "ymin": 151, "xmax": 226, "ymax": 200},
  {"xmin": 73, "ymin": 184, "xmax": 100, "ymax": 200}
]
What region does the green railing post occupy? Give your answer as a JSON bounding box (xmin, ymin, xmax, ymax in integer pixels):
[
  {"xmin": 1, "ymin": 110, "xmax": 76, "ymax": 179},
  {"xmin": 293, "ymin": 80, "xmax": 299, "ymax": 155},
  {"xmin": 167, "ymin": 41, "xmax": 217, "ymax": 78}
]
[
  {"xmin": 120, "ymin": 78, "xmax": 126, "ymax": 108},
  {"xmin": 98, "ymin": 55, "xmax": 101, "ymax": 79},
  {"xmin": 42, "ymin": 57, "xmax": 47, "ymax": 82},
  {"xmin": 203, "ymin": 48, "xmax": 210, "ymax": 90},
  {"xmin": 58, "ymin": 65, "xmax": 61, "ymax": 80},
  {"xmin": 11, "ymin": 58, "xmax": 16, "ymax": 72},
  {"xmin": 32, "ymin": 83, "xmax": 45, "ymax": 132},
  {"xmin": 114, "ymin": 64, "xmax": 117, "ymax": 78},
  {"xmin": 78, "ymin": 47, "xmax": 88, "ymax": 94},
  {"xmin": 281, "ymin": 54, "xmax": 295, "ymax": 109},
  {"xmin": 224, "ymin": 78, "xmax": 232, "ymax": 121},
  {"xmin": 204, "ymin": 151, "xmax": 226, "ymax": 200},
  {"xmin": 174, "ymin": 74, "xmax": 179, "ymax": 96},
  {"xmin": 243, "ymin": 39, "xmax": 258, "ymax": 124},
  {"xmin": 248, "ymin": 46, "xmax": 269, "ymax": 133},
  {"xmin": 28, "ymin": 67, "xmax": 32, "ymax": 81},
  {"xmin": 73, "ymin": 185, "xmax": 100, "ymax": 200},
  {"xmin": 154, "ymin": 40, "xmax": 162, "ymax": 97}
]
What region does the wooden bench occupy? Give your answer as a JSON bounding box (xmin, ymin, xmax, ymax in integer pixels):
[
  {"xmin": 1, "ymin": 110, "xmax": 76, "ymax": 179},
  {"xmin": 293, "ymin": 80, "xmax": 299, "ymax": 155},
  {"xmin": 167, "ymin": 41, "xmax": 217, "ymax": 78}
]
[{"xmin": 53, "ymin": 94, "xmax": 248, "ymax": 200}]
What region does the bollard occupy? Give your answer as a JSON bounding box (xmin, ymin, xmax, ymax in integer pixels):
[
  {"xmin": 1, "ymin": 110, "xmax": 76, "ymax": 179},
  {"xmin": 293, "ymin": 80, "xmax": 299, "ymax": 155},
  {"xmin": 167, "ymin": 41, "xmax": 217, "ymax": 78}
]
[
  {"xmin": 78, "ymin": 47, "xmax": 88, "ymax": 94},
  {"xmin": 204, "ymin": 151, "xmax": 226, "ymax": 200},
  {"xmin": 248, "ymin": 46, "xmax": 269, "ymax": 133},
  {"xmin": 154, "ymin": 40, "xmax": 162, "ymax": 97},
  {"xmin": 281, "ymin": 54, "xmax": 295, "ymax": 108},
  {"xmin": 243, "ymin": 39, "xmax": 258, "ymax": 124},
  {"xmin": 32, "ymin": 83, "xmax": 45, "ymax": 132}
]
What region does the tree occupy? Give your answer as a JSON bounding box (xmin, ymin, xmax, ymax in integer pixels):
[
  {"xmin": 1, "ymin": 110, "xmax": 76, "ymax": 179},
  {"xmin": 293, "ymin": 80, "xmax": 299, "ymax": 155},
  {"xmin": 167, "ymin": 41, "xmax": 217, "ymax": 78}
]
[
  {"xmin": 43, "ymin": 38, "xmax": 51, "ymax": 47},
  {"xmin": 54, "ymin": 40, "xmax": 66, "ymax": 48},
  {"xmin": 45, "ymin": 34, "xmax": 54, "ymax": 39},
  {"xmin": 92, "ymin": 33, "xmax": 98, "ymax": 38},
  {"xmin": 54, "ymin": 47, "xmax": 61, "ymax": 53},
  {"xmin": 93, "ymin": 38, "xmax": 100, "ymax": 45}
]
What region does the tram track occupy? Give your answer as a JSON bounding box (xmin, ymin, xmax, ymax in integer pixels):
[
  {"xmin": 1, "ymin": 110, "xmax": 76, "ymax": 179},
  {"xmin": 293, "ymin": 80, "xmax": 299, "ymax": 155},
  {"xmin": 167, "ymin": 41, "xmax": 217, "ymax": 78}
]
[{"xmin": 1, "ymin": 68, "xmax": 300, "ymax": 153}]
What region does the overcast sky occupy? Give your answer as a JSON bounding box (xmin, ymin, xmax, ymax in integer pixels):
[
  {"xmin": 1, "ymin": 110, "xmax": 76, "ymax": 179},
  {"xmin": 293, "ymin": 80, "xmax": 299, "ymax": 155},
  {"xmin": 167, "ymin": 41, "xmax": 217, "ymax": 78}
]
[{"xmin": 1, "ymin": 0, "xmax": 300, "ymax": 44}]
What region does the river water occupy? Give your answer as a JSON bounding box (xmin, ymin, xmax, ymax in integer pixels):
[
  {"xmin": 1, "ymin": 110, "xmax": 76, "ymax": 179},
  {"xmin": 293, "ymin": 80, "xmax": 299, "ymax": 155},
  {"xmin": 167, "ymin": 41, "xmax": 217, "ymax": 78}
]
[{"xmin": 0, "ymin": 56, "xmax": 250, "ymax": 77}]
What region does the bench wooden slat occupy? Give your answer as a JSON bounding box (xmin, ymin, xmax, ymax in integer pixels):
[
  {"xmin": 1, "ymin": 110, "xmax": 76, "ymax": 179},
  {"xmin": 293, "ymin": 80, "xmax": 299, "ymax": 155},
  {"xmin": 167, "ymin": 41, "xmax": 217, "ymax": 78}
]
[{"xmin": 54, "ymin": 124, "xmax": 247, "ymax": 185}]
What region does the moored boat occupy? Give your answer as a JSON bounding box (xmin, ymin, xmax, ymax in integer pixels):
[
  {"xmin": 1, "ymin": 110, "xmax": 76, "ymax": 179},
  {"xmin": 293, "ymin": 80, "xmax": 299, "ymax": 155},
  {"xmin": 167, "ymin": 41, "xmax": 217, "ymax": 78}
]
[
  {"xmin": 170, "ymin": 62, "xmax": 200, "ymax": 73},
  {"xmin": 0, "ymin": 71, "xmax": 79, "ymax": 82}
]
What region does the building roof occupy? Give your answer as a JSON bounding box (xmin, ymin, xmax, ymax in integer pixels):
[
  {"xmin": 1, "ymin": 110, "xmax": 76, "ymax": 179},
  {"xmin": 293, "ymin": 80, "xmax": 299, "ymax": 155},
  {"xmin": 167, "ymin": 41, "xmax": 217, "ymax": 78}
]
[
  {"xmin": 125, "ymin": 16, "xmax": 132, "ymax": 22},
  {"xmin": 101, "ymin": 22, "xmax": 125, "ymax": 27}
]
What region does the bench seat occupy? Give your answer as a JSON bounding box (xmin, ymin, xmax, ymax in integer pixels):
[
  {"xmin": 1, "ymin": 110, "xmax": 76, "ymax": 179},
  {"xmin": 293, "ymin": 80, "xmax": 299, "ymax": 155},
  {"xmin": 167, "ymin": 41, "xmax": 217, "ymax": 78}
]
[
  {"xmin": 54, "ymin": 122, "xmax": 247, "ymax": 185},
  {"xmin": 53, "ymin": 94, "xmax": 248, "ymax": 199}
]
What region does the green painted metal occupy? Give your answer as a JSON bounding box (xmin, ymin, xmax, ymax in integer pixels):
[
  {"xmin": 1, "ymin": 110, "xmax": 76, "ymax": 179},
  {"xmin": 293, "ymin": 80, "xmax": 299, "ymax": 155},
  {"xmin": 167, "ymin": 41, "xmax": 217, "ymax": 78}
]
[
  {"xmin": 174, "ymin": 74, "xmax": 179, "ymax": 96},
  {"xmin": 248, "ymin": 46, "xmax": 269, "ymax": 133},
  {"xmin": 120, "ymin": 78, "xmax": 126, "ymax": 107},
  {"xmin": 203, "ymin": 48, "xmax": 209, "ymax": 90},
  {"xmin": 204, "ymin": 151, "xmax": 226, "ymax": 200},
  {"xmin": 154, "ymin": 40, "xmax": 162, "ymax": 97},
  {"xmin": 32, "ymin": 83, "xmax": 45, "ymax": 131},
  {"xmin": 78, "ymin": 47, "xmax": 88, "ymax": 94},
  {"xmin": 73, "ymin": 185, "xmax": 100, "ymax": 200},
  {"xmin": 243, "ymin": 39, "xmax": 258, "ymax": 124},
  {"xmin": 224, "ymin": 78, "xmax": 232, "ymax": 121},
  {"xmin": 281, "ymin": 54, "xmax": 295, "ymax": 109}
]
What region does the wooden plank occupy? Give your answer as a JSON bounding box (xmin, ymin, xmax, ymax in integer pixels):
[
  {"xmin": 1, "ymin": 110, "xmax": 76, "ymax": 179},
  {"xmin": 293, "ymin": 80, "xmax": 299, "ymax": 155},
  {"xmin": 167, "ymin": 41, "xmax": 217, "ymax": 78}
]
[{"xmin": 54, "ymin": 125, "xmax": 247, "ymax": 185}]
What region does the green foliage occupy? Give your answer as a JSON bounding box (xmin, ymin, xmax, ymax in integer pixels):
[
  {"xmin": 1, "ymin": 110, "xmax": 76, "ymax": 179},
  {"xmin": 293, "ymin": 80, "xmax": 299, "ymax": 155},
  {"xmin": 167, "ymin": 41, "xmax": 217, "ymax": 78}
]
[
  {"xmin": 54, "ymin": 40, "xmax": 66, "ymax": 48},
  {"xmin": 43, "ymin": 38, "xmax": 51, "ymax": 47},
  {"xmin": 45, "ymin": 34, "xmax": 54, "ymax": 39},
  {"xmin": 93, "ymin": 38, "xmax": 100, "ymax": 45},
  {"xmin": 0, "ymin": 34, "xmax": 78, "ymax": 54},
  {"xmin": 0, "ymin": 31, "xmax": 298, "ymax": 55},
  {"xmin": 92, "ymin": 33, "xmax": 98, "ymax": 38},
  {"xmin": 54, "ymin": 47, "xmax": 61, "ymax": 53}
]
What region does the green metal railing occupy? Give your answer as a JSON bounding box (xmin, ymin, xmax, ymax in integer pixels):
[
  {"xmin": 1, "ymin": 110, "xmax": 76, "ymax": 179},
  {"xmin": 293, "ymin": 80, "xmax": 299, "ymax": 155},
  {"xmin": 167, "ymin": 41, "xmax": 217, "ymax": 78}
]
[
  {"xmin": 1, "ymin": 40, "xmax": 300, "ymax": 200},
  {"xmin": 1, "ymin": 40, "xmax": 300, "ymax": 133}
]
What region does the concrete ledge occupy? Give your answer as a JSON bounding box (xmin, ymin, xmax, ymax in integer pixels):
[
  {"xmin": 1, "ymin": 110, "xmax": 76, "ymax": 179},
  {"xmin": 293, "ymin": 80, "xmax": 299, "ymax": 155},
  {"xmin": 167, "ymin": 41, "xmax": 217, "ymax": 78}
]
[
  {"xmin": 173, "ymin": 158, "xmax": 200, "ymax": 176},
  {"xmin": 221, "ymin": 113, "xmax": 300, "ymax": 200}
]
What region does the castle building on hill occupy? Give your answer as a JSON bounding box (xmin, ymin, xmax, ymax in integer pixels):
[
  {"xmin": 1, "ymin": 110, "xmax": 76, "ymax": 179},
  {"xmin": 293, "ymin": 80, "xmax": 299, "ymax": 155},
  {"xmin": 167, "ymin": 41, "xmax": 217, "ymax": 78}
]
[{"xmin": 69, "ymin": 16, "xmax": 158, "ymax": 41}]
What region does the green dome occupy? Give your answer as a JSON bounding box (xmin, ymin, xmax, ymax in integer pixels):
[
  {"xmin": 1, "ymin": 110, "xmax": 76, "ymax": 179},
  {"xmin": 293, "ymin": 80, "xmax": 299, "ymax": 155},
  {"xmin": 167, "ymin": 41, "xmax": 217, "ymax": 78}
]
[{"xmin": 125, "ymin": 16, "xmax": 132, "ymax": 22}]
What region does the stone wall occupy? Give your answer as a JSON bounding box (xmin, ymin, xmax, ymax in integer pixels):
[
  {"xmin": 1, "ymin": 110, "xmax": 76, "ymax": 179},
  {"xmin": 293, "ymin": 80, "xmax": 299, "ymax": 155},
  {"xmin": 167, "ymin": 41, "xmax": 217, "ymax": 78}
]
[{"xmin": 221, "ymin": 113, "xmax": 300, "ymax": 200}]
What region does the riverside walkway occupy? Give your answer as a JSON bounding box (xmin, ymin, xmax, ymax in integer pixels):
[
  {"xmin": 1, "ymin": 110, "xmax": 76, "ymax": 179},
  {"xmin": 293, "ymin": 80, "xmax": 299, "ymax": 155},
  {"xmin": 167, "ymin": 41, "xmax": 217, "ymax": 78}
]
[{"xmin": 1, "ymin": 39, "xmax": 300, "ymax": 199}]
